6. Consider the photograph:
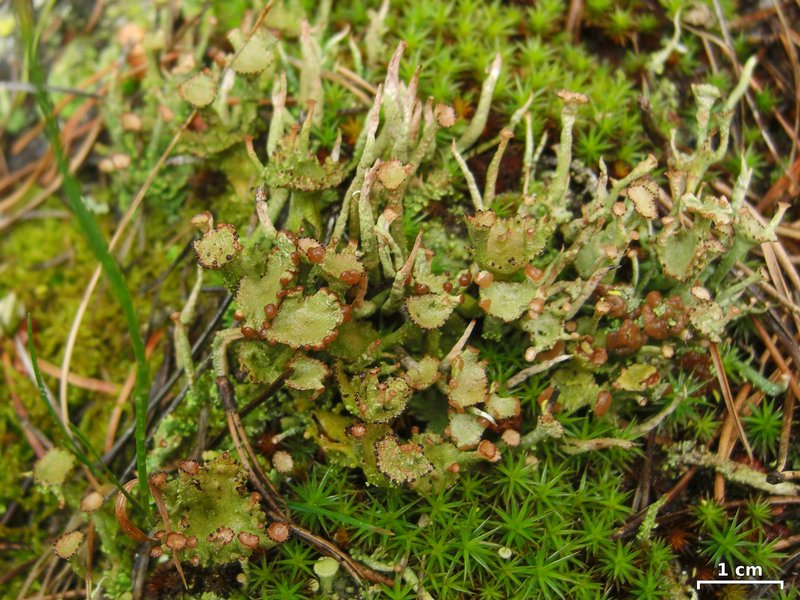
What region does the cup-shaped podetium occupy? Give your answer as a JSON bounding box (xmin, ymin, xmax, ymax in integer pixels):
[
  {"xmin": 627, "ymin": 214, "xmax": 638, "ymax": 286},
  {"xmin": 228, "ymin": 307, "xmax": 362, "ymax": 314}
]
[
  {"xmin": 466, "ymin": 210, "xmax": 553, "ymax": 278},
  {"xmin": 263, "ymin": 101, "xmax": 345, "ymax": 192}
]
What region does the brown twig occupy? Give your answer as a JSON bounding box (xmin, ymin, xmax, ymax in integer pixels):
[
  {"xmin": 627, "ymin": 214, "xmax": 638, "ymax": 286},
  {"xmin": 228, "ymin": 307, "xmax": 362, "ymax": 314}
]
[
  {"xmin": 214, "ymin": 373, "xmax": 394, "ymax": 587},
  {"xmin": 774, "ymin": 534, "xmax": 800, "ymax": 552},
  {"xmin": 20, "ymin": 592, "xmax": 85, "ymax": 600},
  {"xmin": 753, "ymin": 315, "xmax": 799, "ymax": 474},
  {"xmin": 216, "ymin": 375, "xmax": 288, "ymax": 517},
  {"xmin": 613, "ymin": 466, "xmax": 698, "ymax": 539},
  {"xmin": 565, "ymin": 0, "xmax": 583, "ymax": 44},
  {"xmin": 633, "ymin": 431, "xmax": 655, "ymax": 512},
  {"xmin": 714, "ymin": 383, "xmax": 753, "ymax": 502},
  {"xmin": 10, "ymin": 64, "xmax": 114, "ymax": 157},
  {"xmin": 285, "ymin": 520, "xmax": 394, "ymax": 586},
  {"xmin": 0, "ymin": 116, "xmax": 103, "ymax": 233},
  {"xmin": 0, "ymin": 159, "xmax": 38, "ymax": 195},
  {"xmin": 758, "ymin": 155, "xmax": 800, "ymax": 211},
  {"xmin": 771, "ymin": 1, "xmax": 800, "ymax": 168},
  {"xmin": 3, "ymin": 352, "xmax": 51, "ymax": 458},
  {"xmin": 29, "ymin": 356, "xmax": 121, "ymax": 395},
  {"xmin": 710, "ymin": 342, "xmax": 753, "ymax": 460},
  {"xmin": 0, "ymin": 558, "xmax": 36, "ymax": 587},
  {"xmin": 149, "ymin": 475, "xmax": 187, "ymax": 588}
]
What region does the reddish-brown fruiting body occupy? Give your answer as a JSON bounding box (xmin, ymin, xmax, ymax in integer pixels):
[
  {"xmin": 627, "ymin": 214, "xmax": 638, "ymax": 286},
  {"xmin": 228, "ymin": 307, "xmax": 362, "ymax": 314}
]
[
  {"xmin": 414, "ymin": 282, "xmax": 430, "ymax": 295},
  {"xmin": 593, "ymin": 391, "xmax": 613, "ymax": 417},
  {"xmin": 268, "ymin": 522, "xmax": 290, "ymax": 543},
  {"xmin": 474, "ymin": 271, "xmax": 494, "ymax": 288},
  {"xmin": 340, "ymin": 269, "xmax": 362, "ymax": 285},
  {"xmin": 346, "ymin": 422, "xmax": 367, "ymax": 438},
  {"xmin": 341, "ymin": 304, "xmax": 352, "ymax": 322},
  {"xmin": 307, "ymin": 246, "xmax": 326, "ymax": 264},
  {"xmin": 178, "ymin": 460, "xmax": 200, "ymax": 476},
  {"xmin": 477, "ymin": 440, "xmax": 499, "ymax": 461},
  {"xmin": 237, "ymin": 532, "xmax": 260, "ymax": 549},
  {"xmin": 524, "ymin": 264, "xmax": 544, "ymax": 282},
  {"xmin": 264, "ymin": 303, "xmax": 278, "ymax": 319},
  {"xmin": 166, "ymin": 532, "xmax": 187, "ymax": 551}
]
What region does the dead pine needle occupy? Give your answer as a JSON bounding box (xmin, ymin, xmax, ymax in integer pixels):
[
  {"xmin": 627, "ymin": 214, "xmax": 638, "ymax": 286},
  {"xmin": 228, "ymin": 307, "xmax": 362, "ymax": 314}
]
[{"xmin": 709, "ymin": 343, "xmax": 753, "ymax": 461}]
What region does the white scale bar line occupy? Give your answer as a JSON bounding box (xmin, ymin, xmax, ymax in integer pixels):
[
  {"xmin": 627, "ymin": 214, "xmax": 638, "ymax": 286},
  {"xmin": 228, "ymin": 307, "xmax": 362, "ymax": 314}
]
[{"xmin": 696, "ymin": 580, "xmax": 784, "ymax": 589}]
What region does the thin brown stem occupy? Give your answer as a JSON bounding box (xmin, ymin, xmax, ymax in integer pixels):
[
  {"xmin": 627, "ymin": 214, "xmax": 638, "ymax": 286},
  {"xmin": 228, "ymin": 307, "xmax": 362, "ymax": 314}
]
[
  {"xmin": 710, "ymin": 342, "xmax": 753, "ymax": 460},
  {"xmin": 214, "ymin": 374, "xmax": 394, "ymax": 587},
  {"xmin": 753, "ymin": 316, "xmax": 798, "ymax": 473}
]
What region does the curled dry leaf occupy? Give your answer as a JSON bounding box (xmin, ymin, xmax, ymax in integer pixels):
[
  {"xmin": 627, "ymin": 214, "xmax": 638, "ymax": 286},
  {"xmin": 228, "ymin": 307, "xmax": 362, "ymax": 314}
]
[{"xmin": 115, "ymin": 479, "xmax": 152, "ymax": 543}]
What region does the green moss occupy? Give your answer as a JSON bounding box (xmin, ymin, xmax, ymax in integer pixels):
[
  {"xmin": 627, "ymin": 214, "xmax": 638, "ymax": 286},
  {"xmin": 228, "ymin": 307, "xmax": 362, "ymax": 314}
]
[{"xmin": 4, "ymin": 0, "xmax": 796, "ymax": 597}]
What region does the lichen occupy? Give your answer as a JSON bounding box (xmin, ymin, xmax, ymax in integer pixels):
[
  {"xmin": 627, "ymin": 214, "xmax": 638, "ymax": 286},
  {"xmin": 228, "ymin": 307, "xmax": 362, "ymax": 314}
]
[
  {"xmin": 157, "ymin": 452, "xmax": 271, "ymax": 566},
  {"xmin": 175, "ymin": 28, "xmax": 772, "ymax": 496}
]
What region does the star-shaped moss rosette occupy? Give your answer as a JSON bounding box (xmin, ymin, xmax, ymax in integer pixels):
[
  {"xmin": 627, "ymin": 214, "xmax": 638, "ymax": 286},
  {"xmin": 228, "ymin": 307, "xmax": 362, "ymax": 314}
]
[
  {"xmin": 466, "ymin": 211, "xmax": 553, "ymax": 278},
  {"xmin": 158, "ymin": 452, "xmax": 270, "ymax": 566},
  {"xmin": 339, "ymin": 366, "xmax": 413, "ymax": 424}
]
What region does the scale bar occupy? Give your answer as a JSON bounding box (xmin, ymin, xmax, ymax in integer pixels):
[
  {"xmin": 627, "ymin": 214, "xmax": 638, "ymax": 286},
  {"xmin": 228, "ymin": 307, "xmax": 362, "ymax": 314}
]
[{"xmin": 696, "ymin": 580, "xmax": 784, "ymax": 589}]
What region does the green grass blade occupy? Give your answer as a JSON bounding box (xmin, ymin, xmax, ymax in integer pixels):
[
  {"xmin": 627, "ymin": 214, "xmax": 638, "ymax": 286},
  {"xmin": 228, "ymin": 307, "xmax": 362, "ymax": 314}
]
[
  {"xmin": 14, "ymin": 0, "xmax": 152, "ymax": 507},
  {"xmin": 26, "ymin": 317, "xmax": 145, "ymax": 514}
]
